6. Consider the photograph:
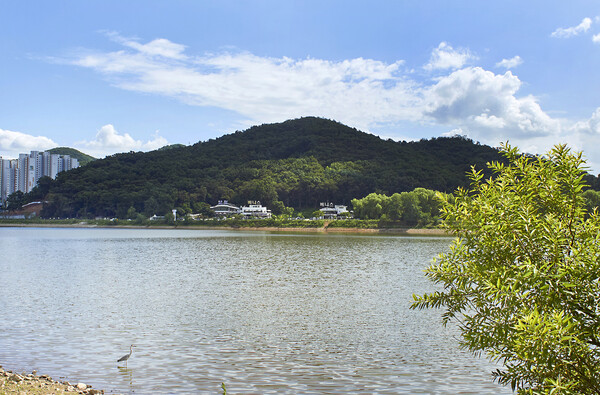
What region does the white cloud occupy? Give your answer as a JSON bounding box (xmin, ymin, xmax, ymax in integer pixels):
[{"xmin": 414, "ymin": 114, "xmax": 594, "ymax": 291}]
[
  {"xmin": 442, "ymin": 127, "xmax": 467, "ymax": 138},
  {"xmin": 423, "ymin": 67, "xmax": 560, "ymax": 140},
  {"xmin": 423, "ymin": 42, "xmax": 476, "ymax": 71},
  {"xmin": 104, "ymin": 31, "xmax": 188, "ymax": 60},
  {"xmin": 438, "ymin": 106, "xmax": 600, "ymax": 173},
  {"xmin": 62, "ymin": 34, "xmax": 600, "ymax": 171},
  {"xmin": 67, "ymin": 35, "xmax": 418, "ymax": 132},
  {"xmin": 74, "ymin": 124, "xmax": 168, "ymax": 158},
  {"xmin": 64, "ymin": 35, "xmax": 560, "ymax": 140},
  {"xmin": 496, "ymin": 55, "xmax": 523, "ymax": 69},
  {"xmin": 553, "ymin": 108, "xmax": 600, "ymax": 171},
  {"xmin": 551, "ymin": 17, "xmax": 592, "ymax": 38},
  {"xmin": 0, "ymin": 128, "xmax": 58, "ymax": 158},
  {"xmin": 593, "ymin": 33, "xmax": 600, "ymax": 43},
  {"xmin": 571, "ymin": 108, "xmax": 600, "ymax": 135},
  {"xmin": 123, "ymin": 38, "xmax": 187, "ymax": 60}
]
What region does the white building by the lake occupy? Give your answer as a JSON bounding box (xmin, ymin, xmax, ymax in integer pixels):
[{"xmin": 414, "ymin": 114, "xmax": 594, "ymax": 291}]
[
  {"xmin": 320, "ymin": 202, "xmax": 349, "ymax": 219},
  {"xmin": 210, "ymin": 200, "xmax": 241, "ymax": 216},
  {"xmin": 209, "ymin": 200, "xmax": 272, "ymax": 218},
  {"xmin": 241, "ymin": 201, "xmax": 272, "ymax": 218}
]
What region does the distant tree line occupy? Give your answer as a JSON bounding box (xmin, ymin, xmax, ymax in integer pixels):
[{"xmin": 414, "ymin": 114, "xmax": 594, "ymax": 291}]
[{"xmin": 351, "ymin": 188, "xmax": 452, "ymax": 227}]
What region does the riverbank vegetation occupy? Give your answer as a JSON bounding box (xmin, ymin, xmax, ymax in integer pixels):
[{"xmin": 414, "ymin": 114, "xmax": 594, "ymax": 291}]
[
  {"xmin": 413, "ymin": 144, "xmax": 600, "ymax": 393},
  {"xmin": 6, "ymin": 184, "xmax": 600, "ymax": 231},
  {"xmin": 2, "ymin": 184, "xmax": 453, "ymax": 229},
  {"xmin": 350, "ymin": 188, "xmax": 452, "ymax": 227}
]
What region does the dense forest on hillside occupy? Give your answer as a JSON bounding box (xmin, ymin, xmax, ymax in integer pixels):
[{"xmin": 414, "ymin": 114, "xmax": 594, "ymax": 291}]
[{"xmin": 20, "ymin": 117, "xmax": 600, "ymax": 219}]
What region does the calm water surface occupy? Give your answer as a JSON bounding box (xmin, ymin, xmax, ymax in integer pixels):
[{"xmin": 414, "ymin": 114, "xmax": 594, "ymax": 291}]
[{"xmin": 0, "ymin": 227, "xmax": 510, "ymax": 394}]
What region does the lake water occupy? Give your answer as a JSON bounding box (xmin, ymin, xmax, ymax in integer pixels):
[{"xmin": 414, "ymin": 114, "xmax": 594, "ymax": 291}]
[{"xmin": 0, "ymin": 227, "xmax": 511, "ymax": 394}]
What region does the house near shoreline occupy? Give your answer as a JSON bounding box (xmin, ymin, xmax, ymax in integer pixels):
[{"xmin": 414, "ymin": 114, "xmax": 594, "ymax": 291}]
[
  {"xmin": 241, "ymin": 201, "xmax": 272, "ymax": 218},
  {"xmin": 210, "ymin": 200, "xmax": 242, "ymax": 216},
  {"xmin": 319, "ymin": 202, "xmax": 349, "ymax": 219},
  {"xmin": 208, "ymin": 200, "xmax": 351, "ymax": 220},
  {"xmin": 0, "ymin": 200, "xmax": 45, "ymax": 219},
  {"xmin": 210, "ymin": 200, "xmax": 272, "ymax": 219}
]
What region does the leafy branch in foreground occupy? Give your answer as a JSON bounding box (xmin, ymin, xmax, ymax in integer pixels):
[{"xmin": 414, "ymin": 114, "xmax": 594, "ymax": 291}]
[{"xmin": 412, "ymin": 143, "xmax": 600, "ymax": 394}]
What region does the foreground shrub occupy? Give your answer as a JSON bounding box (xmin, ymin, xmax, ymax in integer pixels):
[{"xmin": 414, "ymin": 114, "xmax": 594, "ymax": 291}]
[{"xmin": 412, "ymin": 144, "xmax": 600, "ymax": 393}]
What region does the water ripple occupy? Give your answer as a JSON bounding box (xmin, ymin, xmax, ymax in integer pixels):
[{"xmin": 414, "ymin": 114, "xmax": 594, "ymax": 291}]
[{"xmin": 0, "ymin": 228, "xmax": 510, "ymax": 394}]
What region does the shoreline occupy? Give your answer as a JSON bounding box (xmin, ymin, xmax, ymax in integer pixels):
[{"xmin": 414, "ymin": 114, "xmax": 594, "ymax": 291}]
[
  {"xmin": 0, "ymin": 365, "xmax": 104, "ymax": 394},
  {"xmin": 0, "ymin": 222, "xmax": 450, "ymax": 235}
]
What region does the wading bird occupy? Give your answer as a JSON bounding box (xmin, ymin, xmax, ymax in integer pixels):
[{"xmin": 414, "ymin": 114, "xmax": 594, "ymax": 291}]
[{"xmin": 117, "ymin": 345, "xmax": 136, "ymax": 366}]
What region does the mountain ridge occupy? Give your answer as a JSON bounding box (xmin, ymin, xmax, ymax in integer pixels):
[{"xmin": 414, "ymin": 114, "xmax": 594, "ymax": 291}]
[{"xmin": 32, "ymin": 117, "xmax": 555, "ymax": 218}]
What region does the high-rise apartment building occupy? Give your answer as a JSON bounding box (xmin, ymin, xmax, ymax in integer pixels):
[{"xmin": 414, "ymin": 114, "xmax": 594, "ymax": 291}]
[
  {"xmin": 0, "ymin": 151, "xmax": 79, "ymax": 207},
  {"xmin": 17, "ymin": 153, "xmax": 29, "ymax": 193},
  {"xmin": 0, "ymin": 158, "xmax": 19, "ymax": 205},
  {"xmin": 42, "ymin": 152, "xmax": 61, "ymax": 179}
]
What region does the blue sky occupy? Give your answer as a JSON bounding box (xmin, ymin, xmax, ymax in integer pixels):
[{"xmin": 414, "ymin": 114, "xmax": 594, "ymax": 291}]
[{"xmin": 2, "ymin": 1, "xmax": 600, "ymax": 170}]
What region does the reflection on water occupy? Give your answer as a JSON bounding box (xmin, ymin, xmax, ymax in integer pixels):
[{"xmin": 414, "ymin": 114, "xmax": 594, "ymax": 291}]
[
  {"xmin": 117, "ymin": 366, "xmax": 134, "ymax": 392},
  {"xmin": 0, "ymin": 228, "xmax": 511, "ymax": 394}
]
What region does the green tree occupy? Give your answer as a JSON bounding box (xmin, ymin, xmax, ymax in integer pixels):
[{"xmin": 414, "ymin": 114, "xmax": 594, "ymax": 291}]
[
  {"xmin": 412, "ymin": 187, "xmax": 439, "ymax": 226},
  {"xmin": 399, "ymin": 192, "xmax": 421, "ymax": 226},
  {"xmin": 583, "ymin": 189, "xmax": 600, "ymax": 216},
  {"xmin": 386, "ymin": 193, "xmax": 404, "ymax": 220},
  {"xmin": 164, "ymin": 211, "xmax": 175, "ymax": 225},
  {"xmin": 192, "ymin": 201, "xmax": 213, "ymax": 216},
  {"xmin": 116, "ymin": 203, "xmax": 129, "ymax": 219},
  {"xmin": 236, "ymin": 178, "xmax": 278, "ymax": 207},
  {"xmin": 412, "ymin": 144, "xmax": 600, "ymax": 393},
  {"xmin": 351, "ymin": 193, "xmax": 388, "ymax": 219},
  {"xmin": 27, "ymin": 176, "xmax": 54, "ymax": 200},
  {"xmin": 134, "ymin": 213, "xmax": 147, "ymax": 225},
  {"xmin": 144, "ymin": 197, "xmax": 159, "ymax": 217},
  {"xmin": 270, "ymin": 200, "xmax": 293, "ymax": 216},
  {"xmin": 6, "ymin": 191, "xmax": 26, "ymax": 211},
  {"xmin": 126, "ymin": 206, "xmax": 137, "ymax": 220},
  {"xmin": 175, "ymin": 206, "xmax": 191, "ymax": 219},
  {"xmin": 41, "ymin": 193, "xmax": 72, "ymax": 218}
]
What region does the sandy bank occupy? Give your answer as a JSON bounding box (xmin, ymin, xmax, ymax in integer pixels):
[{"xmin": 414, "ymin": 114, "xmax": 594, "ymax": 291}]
[
  {"xmin": 0, "ymin": 222, "xmax": 450, "ymax": 235},
  {"xmin": 213, "ymin": 226, "xmax": 450, "ymax": 235}
]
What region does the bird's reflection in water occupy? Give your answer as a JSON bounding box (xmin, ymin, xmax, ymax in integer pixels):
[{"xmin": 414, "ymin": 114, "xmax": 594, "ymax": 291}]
[{"xmin": 117, "ymin": 366, "xmax": 134, "ymax": 390}]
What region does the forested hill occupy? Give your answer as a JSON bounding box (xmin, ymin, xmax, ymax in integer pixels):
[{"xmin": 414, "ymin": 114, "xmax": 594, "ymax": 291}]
[{"xmin": 39, "ymin": 117, "xmax": 510, "ymax": 218}]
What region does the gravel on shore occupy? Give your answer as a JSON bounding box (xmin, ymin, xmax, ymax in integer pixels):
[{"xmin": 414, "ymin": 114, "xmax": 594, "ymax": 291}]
[{"xmin": 0, "ymin": 366, "xmax": 105, "ymax": 395}]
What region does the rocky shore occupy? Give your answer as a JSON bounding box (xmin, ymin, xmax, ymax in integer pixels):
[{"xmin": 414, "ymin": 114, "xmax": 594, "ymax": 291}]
[{"xmin": 0, "ymin": 366, "xmax": 104, "ymax": 394}]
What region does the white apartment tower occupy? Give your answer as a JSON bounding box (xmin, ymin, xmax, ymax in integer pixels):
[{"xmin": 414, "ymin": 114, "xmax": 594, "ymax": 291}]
[
  {"xmin": 0, "ymin": 150, "xmax": 80, "ymax": 207},
  {"xmin": 49, "ymin": 154, "xmax": 59, "ymax": 179},
  {"xmin": 26, "ymin": 151, "xmax": 39, "ymax": 193},
  {"xmin": 1, "ymin": 158, "xmax": 19, "ymax": 204},
  {"xmin": 17, "ymin": 153, "xmax": 29, "ymax": 193}
]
